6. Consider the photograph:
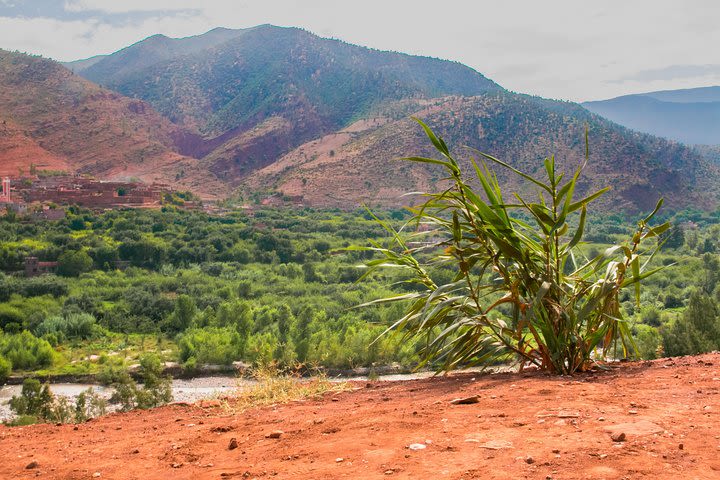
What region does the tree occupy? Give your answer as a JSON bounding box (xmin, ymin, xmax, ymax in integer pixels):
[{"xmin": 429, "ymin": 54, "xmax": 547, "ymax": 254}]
[
  {"xmin": 57, "ymin": 250, "xmax": 93, "ymax": 277},
  {"xmin": 662, "ymin": 291, "xmax": 720, "ymax": 356},
  {"xmin": 10, "ymin": 378, "xmax": 53, "ymax": 419},
  {"xmin": 0, "ymin": 355, "xmax": 10, "ymax": 384},
  {"xmin": 165, "ymin": 294, "xmax": 197, "ymax": 332},
  {"xmin": 662, "ymin": 224, "xmax": 684, "ymax": 249},
  {"xmin": 106, "ymin": 353, "xmax": 172, "ymax": 411},
  {"xmin": 358, "ymin": 120, "xmax": 667, "ymax": 374}
]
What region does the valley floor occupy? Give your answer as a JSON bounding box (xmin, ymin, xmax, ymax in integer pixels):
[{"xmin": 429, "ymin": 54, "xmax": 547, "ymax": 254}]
[{"xmin": 1, "ymin": 354, "xmax": 720, "ymax": 479}]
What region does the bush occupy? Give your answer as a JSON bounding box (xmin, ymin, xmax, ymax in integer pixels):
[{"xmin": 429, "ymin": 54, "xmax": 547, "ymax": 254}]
[
  {"xmin": 10, "ymin": 378, "xmax": 53, "ymax": 419},
  {"xmin": 359, "ymin": 121, "xmax": 667, "ymax": 374},
  {"xmin": 662, "ymin": 291, "xmax": 720, "ymax": 356},
  {"xmin": 35, "ymin": 313, "xmax": 98, "ymax": 340},
  {"xmin": 0, "ymin": 355, "xmax": 11, "ymax": 384},
  {"xmin": 8, "ymin": 379, "xmax": 106, "ymax": 424},
  {"xmin": 106, "ymin": 353, "xmax": 172, "ymax": 411},
  {"xmin": 74, "ymin": 388, "xmax": 107, "ymax": 422},
  {"xmin": 17, "ymin": 276, "xmax": 69, "ymax": 298},
  {"xmin": 57, "ymin": 250, "xmax": 93, "ymax": 277},
  {"xmin": 0, "ymin": 331, "xmax": 54, "ymax": 370},
  {"xmin": 178, "ymin": 327, "xmax": 245, "ymax": 364},
  {"xmin": 0, "ymin": 304, "xmax": 24, "ymax": 332},
  {"xmin": 633, "ymin": 324, "xmax": 662, "ymax": 359}
]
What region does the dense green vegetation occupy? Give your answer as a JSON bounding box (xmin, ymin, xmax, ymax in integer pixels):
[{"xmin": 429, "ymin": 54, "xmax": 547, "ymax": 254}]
[
  {"xmin": 1, "ymin": 202, "xmax": 720, "ymax": 381},
  {"xmin": 0, "ymin": 206, "xmax": 419, "ymax": 379}
]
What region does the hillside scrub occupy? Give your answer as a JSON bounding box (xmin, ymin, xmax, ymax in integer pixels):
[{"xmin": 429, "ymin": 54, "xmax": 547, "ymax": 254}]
[{"xmin": 359, "ymin": 120, "xmax": 668, "ymax": 374}]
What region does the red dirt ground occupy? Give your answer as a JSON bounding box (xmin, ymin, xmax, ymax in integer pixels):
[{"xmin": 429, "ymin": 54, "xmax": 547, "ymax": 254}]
[{"xmin": 2, "ymin": 353, "xmax": 720, "ymax": 479}]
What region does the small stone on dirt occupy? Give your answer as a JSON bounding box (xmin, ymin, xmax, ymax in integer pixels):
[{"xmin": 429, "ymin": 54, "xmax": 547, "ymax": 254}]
[
  {"xmin": 335, "ymin": 457, "xmax": 344, "ymax": 463},
  {"xmin": 611, "ymin": 432, "xmax": 626, "ymax": 442},
  {"xmin": 266, "ymin": 430, "xmax": 283, "ymax": 439},
  {"xmin": 228, "ymin": 438, "xmax": 239, "ymax": 450},
  {"xmin": 525, "ymin": 456, "xmax": 534, "ymax": 464},
  {"xmin": 92, "ymin": 473, "xmax": 101, "ymax": 478},
  {"xmin": 408, "ymin": 443, "xmax": 427, "ymax": 451},
  {"xmin": 476, "ymin": 440, "xmax": 513, "ymax": 450},
  {"xmin": 450, "ymin": 395, "xmax": 480, "ymax": 405},
  {"xmin": 25, "ymin": 461, "xmax": 39, "ymax": 470},
  {"xmin": 211, "ymin": 426, "xmax": 234, "ymax": 433}
]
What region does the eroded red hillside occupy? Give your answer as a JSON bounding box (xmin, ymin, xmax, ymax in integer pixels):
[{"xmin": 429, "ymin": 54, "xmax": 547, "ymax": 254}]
[{"xmin": 0, "ymin": 50, "xmax": 227, "ymax": 197}]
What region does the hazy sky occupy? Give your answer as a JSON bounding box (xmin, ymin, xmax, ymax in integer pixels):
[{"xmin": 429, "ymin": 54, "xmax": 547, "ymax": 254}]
[{"xmin": 1, "ymin": 0, "xmax": 719, "ymax": 101}]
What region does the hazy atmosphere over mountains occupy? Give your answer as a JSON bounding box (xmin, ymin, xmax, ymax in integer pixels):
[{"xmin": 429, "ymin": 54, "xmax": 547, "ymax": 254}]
[
  {"xmin": 583, "ymin": 86, "xmax": 720, "ymax": 145},
  {"xmin": 0, "ymin": 24, "xmax": 718, "ymax": 210}
]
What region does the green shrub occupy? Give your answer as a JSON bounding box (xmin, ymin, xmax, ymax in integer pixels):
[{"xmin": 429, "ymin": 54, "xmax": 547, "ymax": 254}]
[
  {"xmin": 0, "ymin": 304, "xmax": 24, "ymax": 332},
  {"xmin": 20, "ymin": 276, "xmax": 69, "ymax": 298},
  {"xmin": 633, "ymin": 324, "xmax": 662, "ymax": 359},
  {"xmin": 177, "ymin": 327, "xmax": 244, "ymax": 364},
  {"xmin": 7, "ymin": 414, "xmax": 40, "ymax": 426},
  {"xmin": 0, "ymin": 354, "xmax": 11, "ymax": 384},
  {"xmin": 662, "ymin": 291, "xmax": 720, "ymax": 356},
  {"xmin": 57, "ymin": 250, "xmax": 93, "ymax": 277},
  {"xmin": 35, "ymin": 313, "xmax": 98, "ymax": 340},
  {"xmin": 74, "ymin": 388, "xmax": 107, "ymax": 422},
  {"xmin": 106, "ymin": 353, "xmax": 172, "ymax": 411},
  {"xmin": 0, "ymin": 331, "xmax": 54, "ymax": 370},
  {"xmin": 10, "ymin": 378, "xmax": 53, "ymax": 419},
  {"xmin": 358, "ymin": 121, "xmax": 667, "ymax": 374}
]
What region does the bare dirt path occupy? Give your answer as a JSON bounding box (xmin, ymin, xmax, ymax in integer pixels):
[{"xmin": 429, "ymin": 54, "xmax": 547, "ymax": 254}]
[{"xmin": 2, "ymin": 353, "xmax": 720, "ymax": 479}]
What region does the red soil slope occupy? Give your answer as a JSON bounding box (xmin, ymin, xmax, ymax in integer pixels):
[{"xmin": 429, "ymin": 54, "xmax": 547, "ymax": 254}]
[
  {"xmin": 0, "ymin": 119, "xmax": 69, "ymax": 177},
  {"xmin": 1, "ymin": 353, "xmax": 720, "ymax": 479},
  {"xmin": 0, "ymin": 50, "xmax": 227, "ymax": 197}
]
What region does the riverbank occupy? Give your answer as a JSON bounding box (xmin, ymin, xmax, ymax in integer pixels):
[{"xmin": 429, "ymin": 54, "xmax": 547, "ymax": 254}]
[{"xmin": 5, "ymin": 362, "xmax": 426, "ymax": 385}]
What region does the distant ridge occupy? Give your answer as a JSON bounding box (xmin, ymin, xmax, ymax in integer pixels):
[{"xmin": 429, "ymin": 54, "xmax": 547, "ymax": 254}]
[{"xmin": 583, "ymin": 86, "xmax": 720, "ymax": 145}]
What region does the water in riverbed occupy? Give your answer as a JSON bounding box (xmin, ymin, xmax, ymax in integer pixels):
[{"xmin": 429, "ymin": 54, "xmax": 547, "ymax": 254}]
[{"xmin": 0, "ymin": 376, "xmax": 242, "ymax": 423}]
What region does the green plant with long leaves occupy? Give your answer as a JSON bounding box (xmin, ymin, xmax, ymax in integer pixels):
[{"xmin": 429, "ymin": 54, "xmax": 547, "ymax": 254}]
[{"xmin": 356, "ymin": 120, "xmax": 669, "ymax": 374}]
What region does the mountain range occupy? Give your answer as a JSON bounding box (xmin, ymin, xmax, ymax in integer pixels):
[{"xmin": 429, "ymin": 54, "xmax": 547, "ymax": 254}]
[
  {"xmin": 583, "ymin": 86, "xmax": 720, "ymax": 145},
  {"xmin": 0, "ymin": 25, "xmax": 716, "ymax": 211}
]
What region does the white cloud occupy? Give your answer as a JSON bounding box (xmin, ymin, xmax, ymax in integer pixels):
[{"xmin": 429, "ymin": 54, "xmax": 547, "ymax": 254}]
[{"xmin": 1, "ymin": 0, "xmax": 719, "ymax": 101}]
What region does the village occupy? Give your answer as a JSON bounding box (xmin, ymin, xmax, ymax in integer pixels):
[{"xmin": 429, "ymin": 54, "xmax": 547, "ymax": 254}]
[{"xmin": 0, "ymin": 175, "xmax": 171, "ymax": 212}]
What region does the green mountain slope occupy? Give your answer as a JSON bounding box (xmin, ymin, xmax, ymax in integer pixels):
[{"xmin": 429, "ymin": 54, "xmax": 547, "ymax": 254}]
[{"xmin": 70, "ymin": 25, "xmax": 501, "ymax": 167}]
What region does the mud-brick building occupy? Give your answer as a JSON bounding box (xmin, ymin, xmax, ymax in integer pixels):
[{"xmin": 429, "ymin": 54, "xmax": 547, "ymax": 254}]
[{"xmin": 24, "ymin": 257, "xmax": 58, "ymax": 277}]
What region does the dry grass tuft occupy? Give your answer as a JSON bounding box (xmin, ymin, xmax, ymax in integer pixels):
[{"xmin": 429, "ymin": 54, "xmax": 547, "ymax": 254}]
[{"xmin": 229, "ymin": 364, "xmax": 353, "ymax": 412}]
